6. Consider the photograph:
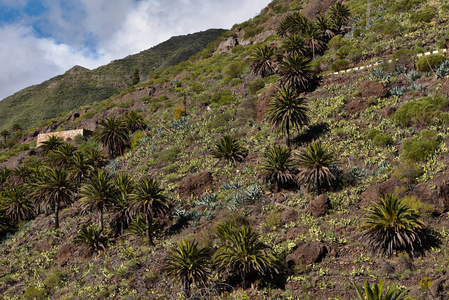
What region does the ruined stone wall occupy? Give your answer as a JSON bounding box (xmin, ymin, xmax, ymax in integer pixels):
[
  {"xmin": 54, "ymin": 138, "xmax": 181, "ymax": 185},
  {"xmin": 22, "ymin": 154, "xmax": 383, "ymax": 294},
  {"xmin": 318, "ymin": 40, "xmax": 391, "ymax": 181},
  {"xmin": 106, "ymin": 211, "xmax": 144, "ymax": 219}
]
[{"xmin": 36, "ymin": 129, "xmax": 92, "ymax": 147}]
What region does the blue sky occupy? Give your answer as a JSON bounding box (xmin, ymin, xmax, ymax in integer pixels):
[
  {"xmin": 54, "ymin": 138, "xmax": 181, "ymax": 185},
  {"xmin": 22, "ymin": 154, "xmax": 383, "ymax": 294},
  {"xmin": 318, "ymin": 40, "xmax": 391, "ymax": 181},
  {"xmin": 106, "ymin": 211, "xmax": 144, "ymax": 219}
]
[{"xmin": 0, "ymin": 0, "xmax": 272, "ymax": 100}]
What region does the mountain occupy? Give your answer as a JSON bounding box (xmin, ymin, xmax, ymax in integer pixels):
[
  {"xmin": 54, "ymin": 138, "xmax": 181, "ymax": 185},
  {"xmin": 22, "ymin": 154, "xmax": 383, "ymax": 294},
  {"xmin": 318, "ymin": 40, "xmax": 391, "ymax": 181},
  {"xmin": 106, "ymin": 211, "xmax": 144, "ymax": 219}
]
[
  {"xmin": 0, "ymin": 29, "xmax": 225, "ymax": 131},
  {"xmin": 2, "ymin": 0, "xmax": 449, "ymax": 299}
]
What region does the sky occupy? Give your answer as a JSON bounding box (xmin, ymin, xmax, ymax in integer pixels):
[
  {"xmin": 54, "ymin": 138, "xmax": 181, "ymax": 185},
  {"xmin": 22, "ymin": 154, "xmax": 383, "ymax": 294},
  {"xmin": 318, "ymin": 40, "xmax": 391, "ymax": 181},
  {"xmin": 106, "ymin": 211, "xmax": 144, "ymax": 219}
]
[{"xmin": 0, "ymin": 0, "xmax": 272, "ymax": 100}]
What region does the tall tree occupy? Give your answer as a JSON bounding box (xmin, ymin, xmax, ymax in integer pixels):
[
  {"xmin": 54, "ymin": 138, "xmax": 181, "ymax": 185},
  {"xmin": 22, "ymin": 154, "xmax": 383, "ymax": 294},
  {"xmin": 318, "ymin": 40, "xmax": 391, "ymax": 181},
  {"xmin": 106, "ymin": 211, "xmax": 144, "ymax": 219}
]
[
  {"xmin": 30, "ymin": 167, "xmax": 74, "ymax": 229},
  {"xmin": 266, "ymin": 86, "xmax": 309, "ymax": 147},
  {"xmin": 296, "ymin": 142, "xmax": 338, "ymax": 195},
  {"xmin": 249, "ymin": 44, "xmax": 276, "ymax": 78},
  {"xmin": 278, "ymin": 54, "xmax": 313, "ymax": 91},
  {"xmin": 301, "ymin": 23, "xmax": 326, "ymax": 58},
  {"xmin": 79, "ymin": 170, "xmax": 116, "ymax": 231},
  {"xmin": 259, "ymin": 145, "xmax": 295, "ymax": 192},
  {"xmin": 93, "ymin": 117, "xmax": 129, "ymax": 157},
  {"xmin": 163, "ymin": 239, "xmax": 211, "ymax": 299},
  {"xmin": 131, "ymin": 68, "xmax": 140, "ymax": 86},
  {"xmin": 0, "ymin": 185, "xmax": 34, "ymax": 224},
  {"xmin": 0, "ymin": 129, "xmax": 10, "ymax": 144},
  {"xmin": 125, "ymin": 110, "xmax": 147, "ymax": 133},
  {"xmin": 69, "ymin": 152, "xmax": 94, "ymax": 188},
  {"xmin": 130, "ymin": 178, "xmax": 169, "ymax": 246}
]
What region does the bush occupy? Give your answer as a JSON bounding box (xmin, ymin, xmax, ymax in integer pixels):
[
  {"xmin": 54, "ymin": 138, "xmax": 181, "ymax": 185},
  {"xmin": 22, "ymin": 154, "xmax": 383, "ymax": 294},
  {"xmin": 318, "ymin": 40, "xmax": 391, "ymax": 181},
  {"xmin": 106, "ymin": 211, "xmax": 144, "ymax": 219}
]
[
  {"xmin": 331, "ymin": 59, "xmax": 350, "ymax": 72},
  {"xmin": 410, "ymin": 8, "xmax": 436, "ymax": 23},
  {"xmin": 327, "ymin": 35, "xmax": 347, "ymax": 51},
  {"xmin": 392, "ymin": 160, "xmax": 423, "ymax": 184},
  {"xmin": 211, "ymin": 89, "xmax": 237, "ymax": 105},
  {"xmin": 392, "ymin": 95, "xmax": 448, "ymax": 127},
  {"xmin": 43, "ymin": 270, "xmax": 63, "ymax": 290},
  {"xmin": 23, "ymin": 287, "xmax": 46, "ymax": 300},
  {"xmin": 363, "ymin": 129, "xmax": 392, "ymax": 147},
  {"xmin": 393, "ymin": 49, "xmax": 414, "ymax": 66},
  {"xmin": 417, "ymin": 54, "xmax": 446, "ymax": 72},
  {"xmin": 248, "ymin": 79, "xmax": 265, "ymax": 95},
  {"xmin": 225, "ymin": 61, "xmax": 245, "ymax": 78},
  {"xmin": 400, "ymin": 136, "xmax": 439, "ymax": 162}
]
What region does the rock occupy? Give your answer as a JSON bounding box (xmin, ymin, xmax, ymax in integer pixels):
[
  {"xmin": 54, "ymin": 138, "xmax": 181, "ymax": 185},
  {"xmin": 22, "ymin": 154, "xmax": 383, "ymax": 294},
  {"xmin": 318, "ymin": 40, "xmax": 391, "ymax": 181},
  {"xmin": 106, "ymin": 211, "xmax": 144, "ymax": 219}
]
[
  {"xmin": 346, "ymin": 99, "xmax": 370, "ymax": 115},
  {"xmin": 357, "ymin": 81, "xmax": 389, "ymax": 99},
  {"xmin": 255, "ymin": 85, "xmax": 276, "ymax": 121},
  {"xmin": 302, "ymin": 0, "xmax": 337, "ymax": 18},
  {"xmin": 57, "ymin": 244, "xmax": 75, "ymax": 266},
  {"xmin": 382, "ymin": 106, "xmax": 396, "ymax": 117},
  {"xmin": 177, "ymin": 171, "xmax": 213, "ymax": 198},
  {"xmin": 282, "ymin": 209, "xmax": 298, "ymax": 224},
  {"xmin": 410, "ymin": 184, "xmax": 442, "ymax": 214},
  {"xmin": 397, "ymin": 256, "xmax": 415, "ymax": 272},
  {"xmin": 286, "ymin": 227, "xmax": 307, "ymax": 240},
  {"xmin": 429, "ymin": 276, "xmax": 448, "ymax": 300},
  {"xmin": 360, "ymin": 177, "xmax": 406, "ymax": 207},
  {"xmin": 379, "ymin": 260, "xmax": 395, "ymax": 275},
  {"xmin": 286, "ymin": 242, "xmax": 328, "ymax": 267},
  {"xmin": 309, "ymin": 194, "xmax": 330, "ymax": 217}
]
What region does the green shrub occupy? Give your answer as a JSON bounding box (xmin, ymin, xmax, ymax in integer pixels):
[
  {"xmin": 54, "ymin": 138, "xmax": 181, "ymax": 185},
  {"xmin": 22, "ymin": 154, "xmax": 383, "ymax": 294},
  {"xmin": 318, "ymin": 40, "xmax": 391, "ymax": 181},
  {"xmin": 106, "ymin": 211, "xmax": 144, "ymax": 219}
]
[
  {"xmin": 389, "ymin": 0, "xmax": 424, "ymax": 12},
  {"xmin": 248, "ymin": 79, "xmax": 265, "ymax": 95},
  {"xmin": 328, "ymin": 35, "xmax": 347, "ymax": 51},
  {"xmin": 393, "ymin": 49, "xmax": 414, "ymax": 66},
  {"xmin": 336, "ymin": 45, "xmax": 353, "ymax": 59},
  {"xmin": 43, "ymin": 270, "xmax": 63, "ymax": 290},
  {"xmin": 130, "ymin": 131, "xmax": 146, "ymax": 149},
  {"xmin": 243, "ymin": 25, "xmax": 264, "ymax": 39},
  {"xmin": 363, "ymin": 129, "xmax": 392, "ymax": 147},
  {"xmin": 331, "ymin": 59, "xmax": 350, "ymax": 72},
  {"xmin": 369, "ymin": 20, "xmax": 400, "ymax": 36},
  {"xmin": 225, "ymin": 61, "xmax": 245, "ymax": 78},
  {"xmin": 392, "ymin": 160, "xmax": 423, "ymax": 184},
  {"xmin": 159, "ymin": 147, "xmax": 180, "ymax": 164},
  {"xmin": 410, "ymin": 8, "xmax": 436, "ymax": 23},
  {"xmin": 211, "ymin": 89, "xmax": 237, "ymax": 105},
  {"xmin": 417, "ymin": 54, "xmax": 446, "ymax": 72},
  {"xmin": 400, "ymin": 136, "xmax": 439, "ymax": 161},
  {"xmin": 392, "ymin": 95, "xmax": 448, "ymax": 127},
  {"xmin": 230, "ymin": 78, "xmax": 243, "ymax": 87},
  {"xmin": 23, "ymin": 287, "xmax": 46, "ymax": 300}
]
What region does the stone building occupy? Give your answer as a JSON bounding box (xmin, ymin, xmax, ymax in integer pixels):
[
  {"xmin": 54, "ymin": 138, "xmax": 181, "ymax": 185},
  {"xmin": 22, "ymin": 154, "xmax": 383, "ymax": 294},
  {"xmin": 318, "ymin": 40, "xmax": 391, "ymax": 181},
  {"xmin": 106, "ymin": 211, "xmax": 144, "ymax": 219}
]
[{"xmin": 36, "ymin": 129, "xmax": 92, "ymax": 147}]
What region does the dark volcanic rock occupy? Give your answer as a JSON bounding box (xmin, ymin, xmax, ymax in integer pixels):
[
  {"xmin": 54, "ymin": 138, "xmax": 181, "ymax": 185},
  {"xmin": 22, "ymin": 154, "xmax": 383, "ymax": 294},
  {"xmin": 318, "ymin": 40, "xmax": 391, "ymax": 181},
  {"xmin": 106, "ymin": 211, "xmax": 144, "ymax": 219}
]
[
  {"xmin": 177, "ymin": 171, "xmax": 213, "ymax": 198},
  {"xmin": 309, "ymin": 194, "xmax": 330, "ymax": 217},
  {"xmin": 286, "ymin": 242, "xmax": 328, "ymax": 267}
]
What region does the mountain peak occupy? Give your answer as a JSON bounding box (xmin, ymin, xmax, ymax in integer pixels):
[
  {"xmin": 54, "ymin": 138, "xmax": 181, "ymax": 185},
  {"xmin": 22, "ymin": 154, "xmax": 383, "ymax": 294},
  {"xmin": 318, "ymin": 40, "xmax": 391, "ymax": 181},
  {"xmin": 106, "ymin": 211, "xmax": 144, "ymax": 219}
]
[{"xmin": 65, "ymin": 65, "xmax": 90, "ymax": 75}]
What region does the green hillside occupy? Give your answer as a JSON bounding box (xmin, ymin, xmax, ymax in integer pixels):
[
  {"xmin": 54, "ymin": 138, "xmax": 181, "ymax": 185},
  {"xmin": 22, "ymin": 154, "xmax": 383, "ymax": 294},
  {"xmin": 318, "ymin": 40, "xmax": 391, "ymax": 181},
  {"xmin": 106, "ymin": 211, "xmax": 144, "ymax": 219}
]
[
  {"xmin": 0, "ymin": 29, "xmax": 225, "ymax": 131},
  {"xmin": 2, "ymin": 0, "xmax": 449, "ymax": 299}
]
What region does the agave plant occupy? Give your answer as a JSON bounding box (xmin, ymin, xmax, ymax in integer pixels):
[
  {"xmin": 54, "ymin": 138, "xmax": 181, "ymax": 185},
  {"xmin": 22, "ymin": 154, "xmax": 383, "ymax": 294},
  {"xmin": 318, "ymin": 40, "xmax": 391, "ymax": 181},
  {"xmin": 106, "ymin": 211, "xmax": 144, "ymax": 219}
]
[
  {"xmin": 249, "ymin": 44, "xmax": 276, "ymax": 78},
  {"xmin": 335, "ymin": 280, "xmax": 410, "ymax": 300},
  {"xmin": 73, "ymin": 224, "xmax": 108, "ymax": 253},
  {"xmin": 360, "ymin": 194, "xmax": 432, "ymax": 257},
  {"xmin": 212, "ymin": 135, "xmax": 248, "ymax": 165},
  {"xmin": 259, "ymin": 145, "xmax": 295, "ymax": 192}
]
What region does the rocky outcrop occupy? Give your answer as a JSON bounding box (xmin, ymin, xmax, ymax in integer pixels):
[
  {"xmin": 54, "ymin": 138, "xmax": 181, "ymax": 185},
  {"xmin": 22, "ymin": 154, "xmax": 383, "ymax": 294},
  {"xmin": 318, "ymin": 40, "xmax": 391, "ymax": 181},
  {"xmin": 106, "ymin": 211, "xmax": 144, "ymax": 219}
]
[
  {"xmin": 177, "ymin": 171, "xmax": 213, "ymax": 198},
  {"xmin": 309, "ymin": 194, "xmax": 330, "ymax": 217},
  {"xmin": 360, "ymin": 177, "xmax": 406, "ymax": 206},
  {"xmin": 286, "ymin": 242, "xmax": 328, "ymax": 267}
]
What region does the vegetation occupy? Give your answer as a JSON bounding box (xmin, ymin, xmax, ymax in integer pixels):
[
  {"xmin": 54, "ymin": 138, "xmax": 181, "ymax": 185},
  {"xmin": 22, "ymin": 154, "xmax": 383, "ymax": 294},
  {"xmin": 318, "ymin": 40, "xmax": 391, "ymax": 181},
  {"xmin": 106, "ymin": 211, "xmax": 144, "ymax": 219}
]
[{"xmin": 212, "ymin": 135, "xmax": 248, "ymax": 165}]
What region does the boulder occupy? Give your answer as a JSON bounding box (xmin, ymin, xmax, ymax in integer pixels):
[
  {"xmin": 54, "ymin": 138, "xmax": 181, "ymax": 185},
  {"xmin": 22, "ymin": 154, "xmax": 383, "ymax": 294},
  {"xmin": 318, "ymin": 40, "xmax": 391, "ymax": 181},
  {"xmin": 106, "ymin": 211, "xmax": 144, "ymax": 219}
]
[
  {"xmin": 255, "ymin": 84, "xmax": 276, "ymax": 121},
  {"xmin": 286, "ymin": 242, "xmax": 328, "ymax": 267},
  {"xmin": 360, "ymin": 177, "xmax": 406, "ymax": 207},
  {"xmin": 357, "ymin": 81, "xmax": 389, "ymax": 99},
  {"xmin": 282, "ymin": 209, "xmax": 298, "ymax": 224},
  {"xmin": 177, "ymin": 171, "xmax": 213, "ymax": 198},
  {"xmin": 309, "ymin": 194, "xmax": 329, "ymax": 217}
]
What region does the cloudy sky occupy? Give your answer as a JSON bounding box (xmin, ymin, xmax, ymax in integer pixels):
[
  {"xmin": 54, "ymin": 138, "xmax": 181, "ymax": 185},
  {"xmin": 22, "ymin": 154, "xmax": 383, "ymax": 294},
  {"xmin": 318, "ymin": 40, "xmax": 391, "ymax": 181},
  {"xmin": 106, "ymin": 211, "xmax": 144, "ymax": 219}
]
[{"xmin": 0, "ymin": 0, "xmax": 272, "ymax": 100}]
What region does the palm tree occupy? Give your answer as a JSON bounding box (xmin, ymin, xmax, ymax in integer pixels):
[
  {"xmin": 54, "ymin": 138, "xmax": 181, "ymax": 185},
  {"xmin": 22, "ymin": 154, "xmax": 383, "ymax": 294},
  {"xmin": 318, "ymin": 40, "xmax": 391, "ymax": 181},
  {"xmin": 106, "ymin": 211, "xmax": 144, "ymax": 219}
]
[
  {"xmin": 69, "ymin": 152, "xmax": 94, "ymax": 188},
  {"xmin": 82, "ymin": 147, "xmax": 107, "ymax": 169},
  {"xmin": 249, "ymin": 44, "xmax": 276, "ymax": 78},
  {"xmin": 30, "ymin": 167, "xmax": 74, "ymax": 229},
  {"xmin": 335, "ymin": 280, "xmax": 409, "ymax": 300},
  {"xmin": 277, "ymin": 13, "xmax": 310, "ymax": 37},
  {"xmin": 110, "ymin": 173, "xmax": 134, "ymax": 237},
  {"xmin": 130, "ymin": 178, "xmax": 169, "ymax": 246},
  {"xmin": 212, "ymin": 135, "xmax": 248, "ymax": 165},
  {"xmin": 50, "ymin": 143, "xmax": 77, "ymax": 167},
  {"xmin": 214, "ymin": 225, "xmax": 279, "ymax": 288},
  {"xmin": 266, "ymin": 86, "xmax": 309, "ymax": 147},
  {"xmin": 0, "ymin": 185, "xmax": 34, "ymax": 224},
  {"xmin": 93, "ymin": 117, "xmax": 129, "ymax": 157},
  {"xmin": 280, "ymin": 34, "xmax": 307, "ymax": 58},
  {"xmin": 329, "ymin": 2, "xmax": 351, "ymax": 32},
  {"xmin": 278, "ymin": 54, "xmax": 313, "ymax": 91},
  {"xmin": 301, "ymin": 23, "xmax": 326, "ymax": 58},
  {"xmin": 78, "ymin": 169, "xmax": 116, "ymax": 231},
  {"xmin": 0, "ymin": 167, "xmax": 12, "ymax": 188},
  {"xmin": 11, "ymin": 123, "xmax": 22, "ymax": 132},
  {"xmin": 0, "ymin": 129, "xmax": 10, "ymax": 144},
  {"xmin": 315, "ymin": 15, "xmax": 335, "ymax": 40},
  {"xmin": 125, "ymin": 110, "xmax": 147, "ymax": 133},
  {"xmin": 73, "ymin": 224, "xmax": 108, "ymax": 254},
  {"xmin": 39, "ymin": 136, "xmax": 63, "ymax": 155},
  {"xmin": 296, "ymin": 142, "xmax": 338, "ymax": 195},
  {"xmin": 360, "ymin": 194, "xmax": 432, "ymax": 257},
  {"xmin": 164, "ymin": 239, "xmax": 212, "ymax": 299},
  {"xmin": 259, "ymin": 145, "xmax": 295, "ymax": 192}
]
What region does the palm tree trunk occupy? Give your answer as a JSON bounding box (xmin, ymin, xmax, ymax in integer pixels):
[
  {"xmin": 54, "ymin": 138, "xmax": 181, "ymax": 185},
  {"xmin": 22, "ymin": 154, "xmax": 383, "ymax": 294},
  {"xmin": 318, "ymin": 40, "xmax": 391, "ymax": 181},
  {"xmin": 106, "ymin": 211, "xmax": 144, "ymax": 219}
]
[
  {"xmin": 99, "ymin": 207, "xmax": 104, "ymax": 231},
  {"xmin": 285, "ymin": 118, "xmax": 290, "ymax": 148},
  {"xmin": 54, "ymin": 201, "xmax": 59, "ymax": 229},
  {"xmin": 184, "ymin": 276, "xmax": 191, "ymax": 299},
  {"xmin": 146, "ymin": 213, "xmax": 155, "ymax": 247},
  {"xmin": 315, "ymin": 169, "xmax": 321, "ymax": 195}
]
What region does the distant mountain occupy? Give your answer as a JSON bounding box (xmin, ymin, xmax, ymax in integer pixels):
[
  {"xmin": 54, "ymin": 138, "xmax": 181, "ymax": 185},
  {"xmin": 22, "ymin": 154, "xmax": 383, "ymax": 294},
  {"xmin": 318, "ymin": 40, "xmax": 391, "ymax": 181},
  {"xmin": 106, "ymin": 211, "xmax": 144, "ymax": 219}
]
[{"xmin": 0, "ymin": 29, "xmax": 225, "ymax": 131}]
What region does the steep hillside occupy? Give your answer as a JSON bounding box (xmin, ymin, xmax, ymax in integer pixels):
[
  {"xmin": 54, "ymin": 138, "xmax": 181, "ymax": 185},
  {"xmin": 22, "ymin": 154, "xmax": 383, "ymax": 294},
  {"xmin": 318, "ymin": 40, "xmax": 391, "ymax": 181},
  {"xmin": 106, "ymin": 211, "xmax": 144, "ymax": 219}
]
[
  {"xmin": 0, "ymin": 29, "xmax": 225, "ymax": 132},
  {"xmin": 2, "ymin": 0, "xmax": 449, "ymax": 299}
]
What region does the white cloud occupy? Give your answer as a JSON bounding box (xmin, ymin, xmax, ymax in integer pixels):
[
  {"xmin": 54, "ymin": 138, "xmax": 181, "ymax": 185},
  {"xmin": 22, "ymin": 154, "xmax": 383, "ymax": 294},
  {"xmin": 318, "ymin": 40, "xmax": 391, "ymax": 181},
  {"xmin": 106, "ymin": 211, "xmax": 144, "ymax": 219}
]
[{"xmin": 0, "ymin": 0, "xmax": 272, "ymax": 100}]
